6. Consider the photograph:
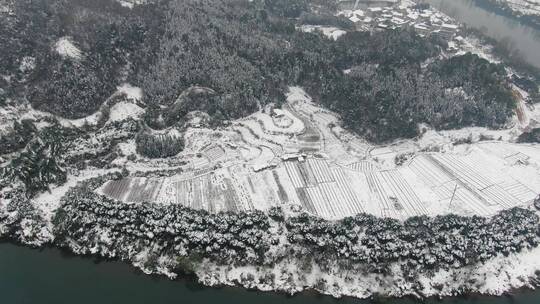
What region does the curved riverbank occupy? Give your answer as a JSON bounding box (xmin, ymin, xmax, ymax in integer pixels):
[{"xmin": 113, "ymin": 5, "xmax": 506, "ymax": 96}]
[
  {"xmin": 471, "ymin": 0, "xmax": 540, "ymax": 31},
  {"xmin": 424, "ymin": 0, "xmax": 540, "ymax": 69}
]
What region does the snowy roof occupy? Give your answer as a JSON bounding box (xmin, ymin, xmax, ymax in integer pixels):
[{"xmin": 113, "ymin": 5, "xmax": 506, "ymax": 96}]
[
  {"xmin": 441, "ymin": 23, "xmax": 459, "ymax": 30},
  {"xmin": 349, "ymin": 15, "xmax": 361, "ymax": 23}
]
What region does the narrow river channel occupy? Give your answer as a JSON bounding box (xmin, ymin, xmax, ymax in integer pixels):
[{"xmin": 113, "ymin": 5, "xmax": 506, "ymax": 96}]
[{"xmin": 423, "ymin": 0, "xmax": 540, "ymax": 69}]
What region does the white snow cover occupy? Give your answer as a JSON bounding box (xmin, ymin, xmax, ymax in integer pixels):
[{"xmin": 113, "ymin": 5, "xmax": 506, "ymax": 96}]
[
  {"xmin": 33, "ymin": 168, "xmax": 120, "ymax": 237},
  {"xmin": 24, "ymin": 108, "xmax": 102, "ymax": 129},
  {"xmin": 99, "ymin": 85, "xmax": 540, "ymax": 221},
  {"xmin": 195, "ymin": 246, "xmax": 540, "ymax": 299},
  {"xmin": 117, "ymin": 83, "xmax": 143, "ymax": 101},
  {"xmin": 55, "ymin": 37, "xmax": 83, "ymax": 60},
  {"xmin": 118, "ymin": 1, "xmax": 134, "ymax": 9},
  {"xmin": 297, "ymin": 25, "xmax": 347, "ymax": 40},
  {"xmin": 116, "ymin": 0, "xmax": 147, "ymax": 9},
  {"xmin": 107, "ymin": 83, "xmax": 144, "ymax": 122},
  {"xmin": 109, "ymin": 102, "xmax": 144, "ymax": 122}
]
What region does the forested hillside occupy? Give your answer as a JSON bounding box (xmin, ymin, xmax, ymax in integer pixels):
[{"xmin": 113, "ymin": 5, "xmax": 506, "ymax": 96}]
[{"xmin": 0, "ymin": 0, "xmax": 516, "ymax": 142}]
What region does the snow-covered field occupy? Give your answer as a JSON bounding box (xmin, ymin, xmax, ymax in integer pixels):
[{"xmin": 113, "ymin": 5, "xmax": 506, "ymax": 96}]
[{"xmin": 99, "ymin": 86, "xmax": 540, "ymax": 221}]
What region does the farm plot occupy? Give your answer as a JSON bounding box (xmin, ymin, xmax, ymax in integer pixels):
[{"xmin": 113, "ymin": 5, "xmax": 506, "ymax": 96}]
[
  {"xmin": 172, "ymin": 179, "xmax": 190, "ymax": 206},
  {"xmin": 295, "ymin": 187, "xmax": 317, "ymax": 214},
  {"xmin": 477, "ymin": 142, "xmax": 526, "ymax": 160},
  {"xmin": 226, "ymin": 165, "xmax": 255, "ymax": 211},
  {"xmin": 408, "ymin": 155, "xmax": 496, "ymax": 216},
  {"xmin": 237, "ymin": 144, "xmax": 261, "ymax": 161},
  {"xmin": 431, "ymin": 154, "xmax": 527, "ymax": 209},
  {"xmin": 329, "ymin": 168, "xmax": 366, "ymax": 216},
  {"xmin": 347, "ymin": 161, "xmax": 377, "ymax": 173},
  {"xmin": 281, "ymin": 159, "xmax": 367, "ymax": 218},
  {"xmin": 504, "ymin": 152, "xmax": 530, "ymax": 165},
  {"xmin": 307, "ymin": 158, "xmax": 335, "ymax": 183},
  {"xmin": 190, "ymin": 154, "xmax": 210, "ymax": 170},
  {"xmin": 281, "ymin": 159, "xmax": 430, "ymax": 219},
  {"xmin": 462, "ymin": 144, "xmax": 539, "ymax": 204},
  {"xmin": 407, "ymin": 153, "xmax": 530, "ymax": 216},
  {"xmin": 203, "ymin": 145, "xmax": 226, "ymax": 163},
  {"xmin": 364, "ymin": 170, "xmax": 428, "ymax": 219},
  {"xmin": 168, "ymin": 172, "xmax": 244, "ymax": 213},
  {"xmin": 101, "ymin": 178, "xmax": 164, "ymax": 203},
  {"xmin": 312, "ymin": 118, "xmax": 357, "ymax": 164},
  {"xmin": 304, "ymin": 186, "xmax": 336, "ymax": 218},
  {"xmin": 287, "ymin": 103, "xmax": 322, "ymax": 152},
  {"xmin": 284, "ymin": 160, "xmax": 307, "ymax": 188},
  {"xmin": 474, "ymin": 143, "xmax": 540, "ymax": 195},
  {"xmin": 329, "ymin": 125, "xmax": 371, "ymax": 158},
  {"xmin": 232, "ymin": 124, "xmax": 281, "ymax": 157},
  {"xmin": 499, "ymin": 180, "xmax": 537, "ymax": 203},
  {"xmin": 101, "ymin": 178, "xmax": 132, "ymax": 201},
  {"xmin": 283, "ymin": 159, "xmax": 320, "ymax": 188},
  {"xmin": 236, "ymin": 119, "xmax": 287, "ymax": 154},
  {"xmin": 245, "ymin": 169, "xmax": 283, "ymax": 210},
  {"xmin": 348, "ymin": 139, "xmax": 371, "ymax": 157},
  {"xmin": 252, "ymin": 109, "xmax": 304, "ymax": 135}
]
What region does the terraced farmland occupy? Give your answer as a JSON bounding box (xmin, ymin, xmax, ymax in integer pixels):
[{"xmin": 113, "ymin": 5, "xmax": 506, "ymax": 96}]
[{"xmin": 98, "ymin": 88, "xmax": 540, "ymax": 220}]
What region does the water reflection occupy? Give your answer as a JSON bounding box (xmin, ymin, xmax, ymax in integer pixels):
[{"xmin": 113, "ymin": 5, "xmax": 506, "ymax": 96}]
[{"xmin": 425, "ymin": 0, "xmax": 540, "ymax": 68}]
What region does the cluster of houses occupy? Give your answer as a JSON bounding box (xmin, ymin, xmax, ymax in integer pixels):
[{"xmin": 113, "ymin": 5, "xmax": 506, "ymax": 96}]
[{"xmin": 337, "ymin": 1, "xmax": 460, "ymax": 40}]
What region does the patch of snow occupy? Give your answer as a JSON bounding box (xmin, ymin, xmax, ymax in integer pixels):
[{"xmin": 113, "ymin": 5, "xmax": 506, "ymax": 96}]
[
  {"xmin": 297, "ymin": 25, "xmax": 347, "ymax": 41},
  {"xmin": 118, "ymin": 0, "xmax": 134, "ymax": 9},
  {"xmin": 117, "ymin": 84, "xmax": 142, "ymax": 101},
  {"xmin": 55, "ymin": 37, "xmax": 83, "ymax": 60},
  {"xmin": 19, "ymin": 56, "xmax": 36, "ymax": 73},
  {"xmin": 116, "ymin": 0, "xmax": 146, "ymax": 9},
  {"xmin": 109, "ymin": 102, "xmax": 144, "ymax": 122}
]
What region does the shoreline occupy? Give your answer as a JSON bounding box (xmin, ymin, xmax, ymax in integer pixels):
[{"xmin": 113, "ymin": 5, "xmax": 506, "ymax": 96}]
[
  {"xmin": 1, "ymin": 238, "xmax": 539, "ymax": 303},
  {"xmin": 470, "ymin": 0, "xmax": 540, "ymax": 31}
]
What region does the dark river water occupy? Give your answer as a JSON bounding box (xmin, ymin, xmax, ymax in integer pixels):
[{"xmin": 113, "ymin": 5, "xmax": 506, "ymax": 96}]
[
  {"xmin": 424, "ymin": 0, "xmax": 540, "ymax": 69},
  {"xmin": 1, "ymin": 242, "xmax": 540, "ymax": 304}
]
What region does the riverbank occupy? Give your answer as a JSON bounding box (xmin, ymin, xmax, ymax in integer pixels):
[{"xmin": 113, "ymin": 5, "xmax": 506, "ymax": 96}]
[
  {"xmin": 2, "ymin": 241, "xmax": 540, "ymax": 304},
  {"xmin": 472, "ymin": 0, "xmax": 540, "ymax": 30},
  {"xmin": 423, "ymin": 0, "xmax": 540, "ymax": 71}
]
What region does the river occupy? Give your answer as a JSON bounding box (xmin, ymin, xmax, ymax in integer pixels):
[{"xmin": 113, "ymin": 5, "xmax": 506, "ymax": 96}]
[
  {"xmin": 1, "ymin": 242, "xmax": 540, "ymax": 304},
  {"xmin": 423, "ymin": 0, "xmax": 540, "ymax": 69}
]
